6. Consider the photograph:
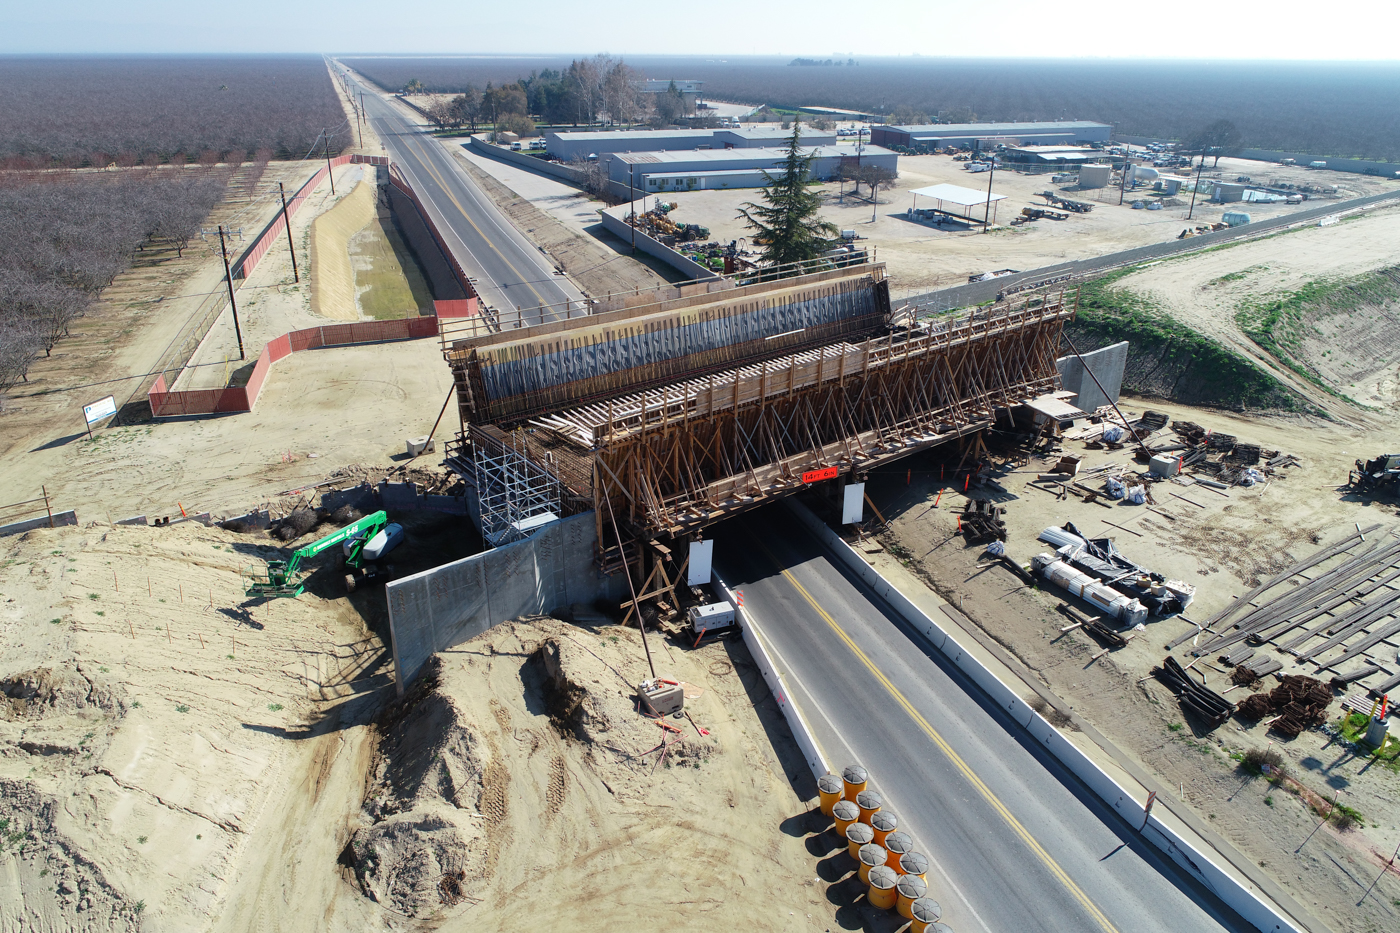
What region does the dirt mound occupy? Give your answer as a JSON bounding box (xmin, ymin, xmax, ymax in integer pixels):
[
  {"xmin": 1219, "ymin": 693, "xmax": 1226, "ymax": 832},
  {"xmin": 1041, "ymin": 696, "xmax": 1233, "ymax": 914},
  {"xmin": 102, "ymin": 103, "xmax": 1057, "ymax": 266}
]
[
  {"xmin": 0, "ymin": 779, "xmax": 136, "ymax": 928},
  {"xmin": 346, "ymin": 620, "xmax": 730, "ymax": 922},
  {"xmin": 0, "ymin": 665, "xmax": 123, "ymax": 721}
]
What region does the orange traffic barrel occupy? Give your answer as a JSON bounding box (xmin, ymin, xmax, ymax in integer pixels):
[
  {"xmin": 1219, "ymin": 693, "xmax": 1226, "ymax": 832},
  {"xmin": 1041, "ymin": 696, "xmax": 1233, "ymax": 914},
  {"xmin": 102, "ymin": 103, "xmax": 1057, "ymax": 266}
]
[
  {"xmin": 910, "ymin": 897, "xmax": 943, "ymax": 932},
  {"xmin": 842, "ymin": 765, "xmax": 868, "ymax": 802},
  {"xmin": 845, "ymin": 821, "xmax": 874, "ymax": 858},
  {"xmin": 856, "ymin": 789, "xmax": 883, "ymax": 824},
  {"xmin": 896, "ymin": 874, "xmax": 928, "ymax": 919},
  {"xmin": 833, "ymin": 799, "xmax": 860, "ymax": 838},
  {"xmin": 899, "ymin": 850, "xmax": 930, "ymax": 882},
  {"xmin": 870, "ymin": 810, "xmax": 898, "ymax": 846},
  {"xmin": 817, "ymin": 773, "xmax": 843, "ymax": 816},
  {"xmin": 857, "ymin": 843, "xmax": 887, "ymax": 884},
  {"xmin": 867, "ymin": 865, "xmax": 899, "ymax": 910},
  {"xmin": 883, "ymin": 830, "xmax": 913, "ymax": 869}
]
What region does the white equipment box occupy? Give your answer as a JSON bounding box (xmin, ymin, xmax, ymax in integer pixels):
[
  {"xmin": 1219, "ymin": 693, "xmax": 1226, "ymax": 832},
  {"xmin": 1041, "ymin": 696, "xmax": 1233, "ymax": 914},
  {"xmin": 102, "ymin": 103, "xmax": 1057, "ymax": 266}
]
[{"xmin": 688, "ymin": 601, "xmax": 735, "ymax": 634}]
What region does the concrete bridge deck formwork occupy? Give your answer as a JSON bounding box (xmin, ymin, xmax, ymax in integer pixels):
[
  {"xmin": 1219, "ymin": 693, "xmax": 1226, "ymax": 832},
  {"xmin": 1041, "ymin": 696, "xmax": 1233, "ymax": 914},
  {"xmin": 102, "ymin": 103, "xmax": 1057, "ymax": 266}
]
[{"xmin": 441, "ymin": 262, "xmax": 1075, "ymax": 579}]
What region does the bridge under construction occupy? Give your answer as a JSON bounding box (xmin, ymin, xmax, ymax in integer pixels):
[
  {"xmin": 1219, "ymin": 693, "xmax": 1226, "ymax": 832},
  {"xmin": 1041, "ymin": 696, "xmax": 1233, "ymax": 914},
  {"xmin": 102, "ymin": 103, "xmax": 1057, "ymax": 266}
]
[{"xmin": 439, "ymin": 259, "xmax": 1077, "ymax": 595}]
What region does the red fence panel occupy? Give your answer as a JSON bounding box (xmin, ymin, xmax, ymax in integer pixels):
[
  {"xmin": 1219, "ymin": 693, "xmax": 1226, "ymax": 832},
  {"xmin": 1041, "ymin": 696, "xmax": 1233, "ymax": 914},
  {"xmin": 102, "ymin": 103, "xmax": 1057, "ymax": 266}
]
[{"xmin": 434, "ymin": 298, "xmax": 478, "ymax": 319}]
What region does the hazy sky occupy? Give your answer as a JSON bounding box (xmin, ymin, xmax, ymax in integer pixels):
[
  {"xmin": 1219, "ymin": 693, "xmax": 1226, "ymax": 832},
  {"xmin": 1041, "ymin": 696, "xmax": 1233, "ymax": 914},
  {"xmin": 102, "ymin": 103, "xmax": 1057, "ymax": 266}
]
[{"xmin": 4, "ymin": 0, "xmax": 1397, "ymax": 60}]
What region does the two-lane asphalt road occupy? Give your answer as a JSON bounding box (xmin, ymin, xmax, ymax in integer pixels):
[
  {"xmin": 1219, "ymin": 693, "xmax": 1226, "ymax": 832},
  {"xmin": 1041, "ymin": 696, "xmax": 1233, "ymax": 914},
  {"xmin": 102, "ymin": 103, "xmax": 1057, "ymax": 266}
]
[
  {"xmin": 340, "ymin": 67, "xmax": 583, "ymax": 324},
  {"xmin": 715, "ymin": 506, "xmax": 1253, "ymax": 933}
]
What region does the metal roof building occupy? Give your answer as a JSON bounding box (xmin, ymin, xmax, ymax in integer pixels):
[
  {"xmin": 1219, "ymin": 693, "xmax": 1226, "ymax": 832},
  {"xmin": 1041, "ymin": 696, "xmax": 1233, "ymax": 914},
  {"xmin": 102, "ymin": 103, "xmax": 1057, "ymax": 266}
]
[
  {"xmin": 870, "ymin": 121, "xmax": 1112, "ymax": 151},
  {"xmin": 546, "ymin": 127, "xmax": 836, "ymax": 162},
  {"xmin": 608, "ymin": 145, "xmax": 898, "ymax": 199}
]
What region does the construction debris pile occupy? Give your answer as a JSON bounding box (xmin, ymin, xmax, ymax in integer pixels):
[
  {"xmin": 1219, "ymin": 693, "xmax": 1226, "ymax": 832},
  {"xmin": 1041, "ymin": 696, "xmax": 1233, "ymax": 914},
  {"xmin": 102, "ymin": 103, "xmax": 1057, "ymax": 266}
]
[
  {"xmin": 1234, "ymin": 674, "xmax": 1333, "ymax": 738},
  {"xmin": 1034, "ymin": 522, "xmax": 1195, "ymax": 620},
  {"xmin": 1154, "ymin": 656, "xmax": 1235, "ymax": 729},
  {"xmin": 959, "ymin": 499, "xmax": 1007, "ymax": 544},
  {"xmin": 1152, "ymin": 422, "xmax": 1299, "ymax": 488}
]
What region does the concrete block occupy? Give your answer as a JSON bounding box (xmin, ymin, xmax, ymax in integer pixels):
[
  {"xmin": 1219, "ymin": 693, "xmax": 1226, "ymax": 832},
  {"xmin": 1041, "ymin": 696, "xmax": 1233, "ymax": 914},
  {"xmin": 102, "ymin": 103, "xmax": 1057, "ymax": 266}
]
[
  {"xmin": 406, "ymin": 436, "xmax": 435, "ymax": 457},
  {"xmin": 1150, "ymin": 455, "xmax": 1181, "ymax": 477}
]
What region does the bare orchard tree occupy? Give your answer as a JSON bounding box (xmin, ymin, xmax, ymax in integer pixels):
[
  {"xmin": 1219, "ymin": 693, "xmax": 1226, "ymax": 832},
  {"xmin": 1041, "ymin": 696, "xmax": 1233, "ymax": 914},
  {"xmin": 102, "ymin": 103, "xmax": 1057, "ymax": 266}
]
[
  {"xmin": 569, "ymin": 156, "xmax": 615, "ymax": 201},
  {"xmin": 602, "ymin": 61, "xmax": 650, "ymax": 126}
]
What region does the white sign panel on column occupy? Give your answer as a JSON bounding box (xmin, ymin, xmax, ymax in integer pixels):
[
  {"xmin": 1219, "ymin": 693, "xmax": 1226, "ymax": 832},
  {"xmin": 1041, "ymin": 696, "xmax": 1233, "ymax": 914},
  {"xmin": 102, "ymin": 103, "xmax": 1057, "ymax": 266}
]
[
  {"xmin": 842, "ymin": 483, "xmax": 866, "ymax": 525},
  {"xmin": 83, "ymin": 395, "xmax": 117, "ymax": 426},
  {"xmin": 687, "ymin": 540, "xmax": 714, "ymax": 586}
]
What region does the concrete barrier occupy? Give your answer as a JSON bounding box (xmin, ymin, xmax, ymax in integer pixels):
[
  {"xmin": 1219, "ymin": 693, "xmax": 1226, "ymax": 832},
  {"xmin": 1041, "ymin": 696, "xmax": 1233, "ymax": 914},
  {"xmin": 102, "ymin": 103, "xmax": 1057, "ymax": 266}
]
[
  {"xmin": 711, "ymin": 572, "xmax": 831, "ymax": 780},
  {"xmin": 385, "ymin": 512, "xmax": 626, "ymax": 695},
  {"xmin": 466, "ymin": 137, "xmax": 587, "ymax": 185},
  {"xmin": 784, "ymin": 497, "xmax": 1303, "ymax": 933},
  {"xmin": 0, "ymin": 511, "xmax": 78, "ymax": 537}
]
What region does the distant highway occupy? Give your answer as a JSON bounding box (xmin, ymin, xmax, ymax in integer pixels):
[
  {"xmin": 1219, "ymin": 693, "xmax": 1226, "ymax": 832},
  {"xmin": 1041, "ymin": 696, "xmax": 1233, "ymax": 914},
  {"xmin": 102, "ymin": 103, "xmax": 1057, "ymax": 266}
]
[
  {"xmin": 339, "ymin": 65, "xmax": 583, "ymax": 324},
  {"xmin": 716, "ymin": 507, "xmax": 1253, "ymax": 933},
  {"xmin": 908, "ymin": 187, "xmax": 1400, "ymax": 311}
]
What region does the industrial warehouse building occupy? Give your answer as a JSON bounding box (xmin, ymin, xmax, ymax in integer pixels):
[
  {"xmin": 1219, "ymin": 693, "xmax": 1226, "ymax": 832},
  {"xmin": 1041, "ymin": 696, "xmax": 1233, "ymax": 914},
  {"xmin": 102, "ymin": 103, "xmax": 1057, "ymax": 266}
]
[
  {"xmin": 870, "ymin": 121, "xmax": 1112, "ymax": 151},
  {"xmin": 546, "ymin": 126, "xmax": 838, "ymax": 162},
  {"xmin": 607, "ymin": 145, "xmax": 899, "ymax": 199}
]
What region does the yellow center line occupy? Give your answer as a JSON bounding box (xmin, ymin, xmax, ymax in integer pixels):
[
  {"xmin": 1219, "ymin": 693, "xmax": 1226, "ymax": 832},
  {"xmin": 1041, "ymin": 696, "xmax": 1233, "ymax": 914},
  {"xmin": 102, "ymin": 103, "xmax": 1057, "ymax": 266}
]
[
  {"xmin": 395, "ymin": 126, "xmax": 552, "ymax": 311},
  {"xmin": 755, "ymin": 539, "xmax": 1121, "ymax": 933}
]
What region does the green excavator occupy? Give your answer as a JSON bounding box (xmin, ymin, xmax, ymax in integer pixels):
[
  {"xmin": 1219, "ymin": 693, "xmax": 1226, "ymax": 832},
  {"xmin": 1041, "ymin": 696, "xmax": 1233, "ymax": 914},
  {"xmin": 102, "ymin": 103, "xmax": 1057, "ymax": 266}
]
[{"xmin": 244, "ymin": 510, "xmax": 404, "ymax": 598}]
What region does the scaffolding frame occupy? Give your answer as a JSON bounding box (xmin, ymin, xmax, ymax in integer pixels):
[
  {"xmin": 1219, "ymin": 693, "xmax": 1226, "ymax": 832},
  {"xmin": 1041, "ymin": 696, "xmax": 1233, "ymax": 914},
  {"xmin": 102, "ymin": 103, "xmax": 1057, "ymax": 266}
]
[{"xmin": 471, "ymin": 431, "xmax": 563, "ymax": 548}]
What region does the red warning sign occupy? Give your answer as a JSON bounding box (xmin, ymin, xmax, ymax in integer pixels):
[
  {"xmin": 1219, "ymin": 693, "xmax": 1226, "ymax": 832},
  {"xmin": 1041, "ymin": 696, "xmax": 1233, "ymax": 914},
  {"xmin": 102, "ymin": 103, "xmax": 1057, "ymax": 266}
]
[{"xmin": 801, "ymin": 466, "xmax": 839, "ymax": 484}]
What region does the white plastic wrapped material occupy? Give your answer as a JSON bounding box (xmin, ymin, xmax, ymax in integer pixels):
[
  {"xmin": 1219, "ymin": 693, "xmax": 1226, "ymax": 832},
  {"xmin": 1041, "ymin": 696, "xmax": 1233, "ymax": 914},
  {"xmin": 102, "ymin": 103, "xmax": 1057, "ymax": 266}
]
[
  {"xmin": 1162, "ymin": 580, "xmax": 1196, "ymax": 610},
  {"xmin": 1038, "ymin": 526, "xmax": 1087, "ymax": 551},
  {"xmin": 1240, "ymin": 467, "xmax": 1266, "ymax": 487},
  {"xmin": 986, "ymin": 540, "xmax": 1006, "ymax": 557},
  {"xmin": 1102, "ymin": 425, "xmax": 1125, "ymax": 443},
  {"xmin": 1106, "ymin": 476, "xmax": 1127, "ymax": 499},
  {"xmin": 1127, "ymin": 485, "xmax": 1146, "ymax": 505},
  {"xmin": 1033, "ymin": 554, "xmax": 1149, "ymax": 626}
]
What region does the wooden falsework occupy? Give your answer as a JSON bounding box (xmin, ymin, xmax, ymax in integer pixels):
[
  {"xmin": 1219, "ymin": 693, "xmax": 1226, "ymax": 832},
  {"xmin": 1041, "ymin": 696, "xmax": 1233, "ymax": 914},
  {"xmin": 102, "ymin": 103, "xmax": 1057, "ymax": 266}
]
[{"xmin": 579, "ymin": 292, "xmax": 1073, "ymax": 542}]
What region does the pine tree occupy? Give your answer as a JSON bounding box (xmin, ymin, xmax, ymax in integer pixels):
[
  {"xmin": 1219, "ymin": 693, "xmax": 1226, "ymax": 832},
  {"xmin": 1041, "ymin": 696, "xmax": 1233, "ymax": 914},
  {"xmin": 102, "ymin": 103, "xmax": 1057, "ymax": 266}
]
[{"xmin": 737, "ymin": 125, "xmax": 838, "ymax": 271}]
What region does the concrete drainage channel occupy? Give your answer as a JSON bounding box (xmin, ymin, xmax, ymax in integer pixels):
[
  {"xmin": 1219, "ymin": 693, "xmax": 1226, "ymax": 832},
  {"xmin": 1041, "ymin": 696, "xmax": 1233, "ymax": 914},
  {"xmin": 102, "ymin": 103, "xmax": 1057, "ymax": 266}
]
[{"xmin": 726, "ymin": 497, "xmax": 1303, "ymax": 933}]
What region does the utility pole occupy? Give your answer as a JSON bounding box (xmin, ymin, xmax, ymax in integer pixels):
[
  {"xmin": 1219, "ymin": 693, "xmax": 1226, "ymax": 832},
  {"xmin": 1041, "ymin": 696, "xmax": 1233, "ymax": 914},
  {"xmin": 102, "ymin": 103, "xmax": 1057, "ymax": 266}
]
[
  {"xmin": 324, "ymin": 129, "xmax": 336, "ymax": 196},
  {"xmin": 1119, "ymin": 145, "xmax": 1130, "ymax": 206},
  {"xmin": 629, "ymin": 163, "xmax": 637, "ymax": 254},
  {"xmin": 983, "ymin": 159, "xmax": 996, "ymax": 233},
  {"xmin": 217, "ymin": 225, "xmax": 245, "ymax": 361},
  {"xmin": 278, "ymin": 182, "xmax": 298, "ymax": 283},
  {"xmin": 1187, "ymin": 156, "xmax": 1207, "ymax": 221}
]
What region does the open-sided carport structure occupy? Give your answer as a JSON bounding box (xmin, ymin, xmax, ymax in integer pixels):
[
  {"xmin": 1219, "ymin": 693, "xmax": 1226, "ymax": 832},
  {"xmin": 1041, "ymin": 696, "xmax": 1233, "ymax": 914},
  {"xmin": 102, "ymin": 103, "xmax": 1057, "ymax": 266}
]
[
  {"xmin": 441, "ymin": 259, "xmax": 1075, "ymax": 593},
  {"xmin": 910, "ymin": 182, "xmax": 1009, "ymax": 226}
]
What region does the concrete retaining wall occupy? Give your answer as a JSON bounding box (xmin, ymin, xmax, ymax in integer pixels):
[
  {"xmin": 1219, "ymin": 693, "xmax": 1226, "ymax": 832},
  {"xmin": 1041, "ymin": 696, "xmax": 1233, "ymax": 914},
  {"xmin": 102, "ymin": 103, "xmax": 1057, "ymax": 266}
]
[
  {"xmin": 711, "ymin": 573, "xmax": 831, "ymax": 779},
  {"xmin": 1056, "ymin": 341, "xmax": 1128, "ymax": 412},
  {"xmin": 385, "ymin": 512, "xmax": 625, "ymax": 695},
  {"xmin": 319, "ymin": 481, "xmax": 468, "ymax": 517},
  {"xmin": 466, "ymin": 137, "xmax": 587, "ymax": 184},
  {"xmin": 388, "ymin": 170, "xmax": 477, "ymax": 299},
  {"xmin": 148, "ymin": 317, "xmax": 439, "ymax": 418},
  {"xmin": 599, "ymin": 204, "xmax": 719, "ymax": 281},
  {"xmin": 0, "ymin": 511, "xmax": 78, "ymax": 537},
  {"xmin": 784, "ymin": 497, "xmax": 1301, "ymax": 933}
]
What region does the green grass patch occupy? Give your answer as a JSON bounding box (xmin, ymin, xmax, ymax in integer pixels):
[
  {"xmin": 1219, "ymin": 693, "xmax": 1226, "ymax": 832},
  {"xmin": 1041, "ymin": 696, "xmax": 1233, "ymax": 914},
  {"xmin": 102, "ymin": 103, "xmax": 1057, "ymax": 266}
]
[{"xmin": 1070, "ymin": 269, "xmax": 1306, "ymax": 412}]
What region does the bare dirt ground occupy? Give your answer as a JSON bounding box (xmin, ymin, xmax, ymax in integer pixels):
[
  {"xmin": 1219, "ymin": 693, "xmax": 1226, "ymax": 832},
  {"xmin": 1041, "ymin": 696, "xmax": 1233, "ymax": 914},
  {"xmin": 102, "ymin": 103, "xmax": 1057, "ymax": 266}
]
[
  {"xmin": 0, "ymin": 519, "xmax": 834, "ymax": 932},
  {"xmin": 649, "ymin": 153, "xmax": 1399, "ymax": 297},
  {"xmin": 869, "ymin": 394, "xmax": 1400, "ymax": 933},
  {"xmin": 1108, "ymin": 207, "xmax": 1400, "ymax": 416}
]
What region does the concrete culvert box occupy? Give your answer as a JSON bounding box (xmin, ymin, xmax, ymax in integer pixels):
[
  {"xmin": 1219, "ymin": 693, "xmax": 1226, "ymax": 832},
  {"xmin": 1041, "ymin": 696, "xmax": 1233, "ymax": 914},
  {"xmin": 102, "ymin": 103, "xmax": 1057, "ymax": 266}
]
[
  {"xmin": 845, "ymin": 820, "xmax": 874, "ymax": 857},
  {"xmin": 858, "ymin": 843, "xmax": 888, "ymax": 883},
  {"xmin": 833, "ymin": 799, "xmax": 861, "ymax": 837},
  {"xmin": 867, "ymin": 865, "xmax": 899, "ymax": 910}
]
